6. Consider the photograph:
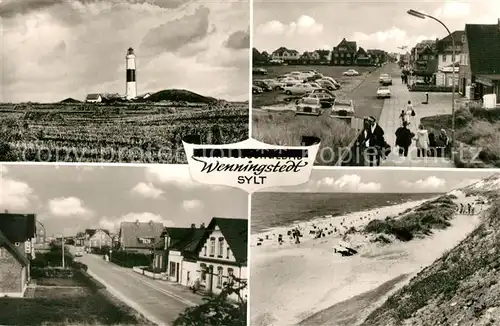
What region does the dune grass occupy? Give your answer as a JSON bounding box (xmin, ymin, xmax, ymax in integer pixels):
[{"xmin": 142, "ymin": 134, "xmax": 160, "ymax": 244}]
[
  {"xmin": 421, "ymin": 106, "xmax": 500, "ymax": 168},
  {"xmin": 364, "ymin": 195, "xmax": 458, "ymax": 242},
  {"xmin": 252, "ymin": 110, "xmax": 357, "ymax": 165}
]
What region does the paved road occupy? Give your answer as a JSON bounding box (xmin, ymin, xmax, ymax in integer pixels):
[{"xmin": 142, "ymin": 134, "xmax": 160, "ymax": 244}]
[
  {"xmin": 378, "ymin": 64, "xmax": 455, "ymax": 167},
  {"xmin": 76, "ymin": 253, "xmax": 203, "ymax": 326}
]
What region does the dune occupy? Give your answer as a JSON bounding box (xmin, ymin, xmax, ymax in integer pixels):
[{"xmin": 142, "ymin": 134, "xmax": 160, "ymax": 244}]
[{"xmin": 250, "ymin": 192, "xmax": 486, "ymax": 326}]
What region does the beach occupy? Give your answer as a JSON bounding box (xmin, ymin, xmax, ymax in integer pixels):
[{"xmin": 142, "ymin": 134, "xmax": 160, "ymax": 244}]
[{"xmin": 250, "ymin": 192, "xmax": 485, "ymax": 326}]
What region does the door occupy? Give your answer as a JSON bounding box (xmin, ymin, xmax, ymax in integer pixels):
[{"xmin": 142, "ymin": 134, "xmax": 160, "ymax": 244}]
[{"xmin": 176, "ymin": 263, "xmax": 180, "ymax": 283}]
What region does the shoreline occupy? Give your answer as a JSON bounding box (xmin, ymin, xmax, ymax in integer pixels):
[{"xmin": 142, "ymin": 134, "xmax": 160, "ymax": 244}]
[
  {"xmin": 251, "ymin": 198, "xmax": 435, "ymax": 248},
  {"xmin": 250, "ymin": 192, "xmax": 484, "ymax": 326}
]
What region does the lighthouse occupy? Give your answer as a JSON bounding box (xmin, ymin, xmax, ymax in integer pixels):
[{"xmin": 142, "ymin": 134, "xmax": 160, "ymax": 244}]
[{"xmin": 126, "ymin": 47, "xmax": 137, "ymax": 99}]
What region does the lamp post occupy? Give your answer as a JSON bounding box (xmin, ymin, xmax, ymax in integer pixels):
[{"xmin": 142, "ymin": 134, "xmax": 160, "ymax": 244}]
[{"xmin": 407, "ymin": 9, "xmax": 456, "ymax": 156}]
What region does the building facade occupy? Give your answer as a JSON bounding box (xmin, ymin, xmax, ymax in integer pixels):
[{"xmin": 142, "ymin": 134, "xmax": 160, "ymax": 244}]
[
  {"xmin": 271, "ymin": 47, "xmax": 300, "ymax": 63},
  {"xmin": 331, "ymin": 38, "xmax": 357, "ymax": 66},
  {"xmin": 118, "ymin": 220, "xmax": 164, "ymax": 254},
  {"xmin": 436, "ymin": 30, "xmax": 464, "ymax": 69}
]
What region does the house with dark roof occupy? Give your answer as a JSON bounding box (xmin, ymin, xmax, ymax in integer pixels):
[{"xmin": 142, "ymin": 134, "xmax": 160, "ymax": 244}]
[
  {"xmin": 164, "ymin": 226, "xmax": 206, "ymax": 283},
  {"xmin": 83, "ymin": 229, "xmax": 112, "ymax": 249},
  {"xmin": 436, "ymin": 30, "xmax": 465, "ymax": 69},
  {"xmin": 367, "ymin": 49, "xmax": 388, "ymax": 66},
  {"xmin": 355, "ymin": 47, "xmax": 371, "ymax": 66},
  {"xmin": 411, "ymin": 45, "xmax": 439, "ymax": 79},
  {"xmin": 0, "ymin": 229, "xmax": 30, "ymax": 297},
  {"xmin": 331, "ymin": 38, "xmax": 357, "ymax": 66},
  {"xmin": 118, "ymin": 220, "xmax": 164, "ymax": 254},
  {"xmin": 0, "ymin": 213, "xmax": 36, "ymax": 297},
  {"xmin": 196, "ymin": 217, "xmax": 248, "ymax": 299},
  {"xmin": 459, "ymin": 20, "xmax": 500, "ymax": 105},
  {"xmin": 271, "ymin": 47, "xmax": 300, "ymax": 63},
  {"xmin": 85, "ymin": 93, "xmax": 102, "ymax": 103}
]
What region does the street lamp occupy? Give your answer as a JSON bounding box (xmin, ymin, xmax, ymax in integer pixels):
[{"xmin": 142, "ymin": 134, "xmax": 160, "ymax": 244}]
[{"xmin": 407, "ymin": 9, "xmax": 456, "ymax": 156}]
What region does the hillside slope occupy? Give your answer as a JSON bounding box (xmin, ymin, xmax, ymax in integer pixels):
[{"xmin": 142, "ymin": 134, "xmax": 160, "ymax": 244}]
[
  {"xmin": 144, "ymin": 89, "xmax": 218, "ymax": 104},
  {"xmin": 361, "ymin": 174, "xmax": 500, "ymax": 326}
]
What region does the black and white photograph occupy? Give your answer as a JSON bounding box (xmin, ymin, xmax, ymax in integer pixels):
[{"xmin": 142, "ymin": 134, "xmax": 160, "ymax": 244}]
[
  {"xmin": 0, "ymin": 0, "xmax": 250, "ymax": 163},
  {"xmin": 252, "ymin": 0, "xmax": 500, "ymax": 168},
  {"xmin": 0, "ymin": 164, "xmax": 248, "ymax": 326},
  {"xmin": 250, "ymin": 168, "xmax": 500, "ymax": 326}
]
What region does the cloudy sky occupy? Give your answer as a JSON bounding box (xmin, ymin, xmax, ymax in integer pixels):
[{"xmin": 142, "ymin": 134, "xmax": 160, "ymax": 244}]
[
  {"xmin": 263, "ymin": 168, "xmax": 498, "ymax": 193},
  {"xmin": 0, "ymin": 0, "xmax": 249, "ymax": 103},
  {"xmin": 0, "ymin": 164, "xmax": 248, "ymax": 237},
  {"xmin": 253, "ymin": 0, "xmax": 500, "ymax": 53}
]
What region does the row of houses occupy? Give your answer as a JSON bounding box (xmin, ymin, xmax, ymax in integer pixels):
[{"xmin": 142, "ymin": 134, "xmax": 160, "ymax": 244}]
[
  {"xmin": 402, "ymin": 18, "xmax": 500, "ymax": 105},
  {"xmin": 73, "ymin": 217, "xmax": 248, "ymax": 299},
  {"xmin": 254, "ymin": 39, "xmax": 390, "ymax": 66}
]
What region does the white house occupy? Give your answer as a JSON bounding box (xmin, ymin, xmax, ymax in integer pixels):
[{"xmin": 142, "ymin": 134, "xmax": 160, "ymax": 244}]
[
  {"xmin": 166, "ymin": 218, "xmax": 248, "ymax": 301},
  {"xmin": 85, "ymin": 94, "xmax": 102, "ymax": 103},
  {"xmin": 271, "ymin": 47, "xmax": 300, "ymax": 62}
]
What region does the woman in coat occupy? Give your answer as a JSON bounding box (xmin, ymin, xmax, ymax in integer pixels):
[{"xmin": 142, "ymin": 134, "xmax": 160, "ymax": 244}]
[{"xmin": 415, "ymin": 124, "xmax": 430, "ymax": 157}]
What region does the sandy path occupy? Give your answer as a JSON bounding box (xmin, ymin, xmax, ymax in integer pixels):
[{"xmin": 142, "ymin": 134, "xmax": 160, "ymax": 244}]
[{"xmin": 250, "ymin": 193, "xmax": 486, "ymax": 326}]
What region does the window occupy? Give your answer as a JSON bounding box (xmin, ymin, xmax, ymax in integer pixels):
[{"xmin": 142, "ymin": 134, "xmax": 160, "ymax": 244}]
[
  {"xmin": 217, "ymin": 267, "xmax": 223, "ymax": 288},
  {"xmin": 334, "ymin": 53, "xmax": 338, "ymax": 57},
  {"xmin": 346, "ymin": 53, "xmax": 351, "ymax": 58},
  {"xmin": 334, "ymin": 60, "xmax": 338, "ymax": 64},
  {"xmin": 228, "ymin": 268, "xmax": 234, "ymax": 277},
  {"xmin": 218, "ymin": 238, "xmax": 224, "ymax": 258},
  {"xmin": 209, "ymin": 238, "xmax": 215, "ymax": 256},
  {"xmin": 423, "ymin": 55, "xmax": 428, "ymax": 60},
  {"xmin": 461, "ymin": 35, "xmax": 466, "ymax": 43},
  {"xmin": 203, "ymin": 246, "xmax": 207, "ymax": 256},
  {"xmin": 341, "ymin": 53, "xmax": 345, "ymax": 58},
  {"xmin": 442, "ymin": 54, "xmax": 447, "ymax": 62},
  {"xmin": 227, "ymin": 247, "xmax": 231, "ymax": 259}
]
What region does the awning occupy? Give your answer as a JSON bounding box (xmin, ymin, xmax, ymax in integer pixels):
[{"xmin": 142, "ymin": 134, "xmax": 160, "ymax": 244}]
[{"xmin": 476, "ymin": 76, "xmax": 494, "ymax": 87}]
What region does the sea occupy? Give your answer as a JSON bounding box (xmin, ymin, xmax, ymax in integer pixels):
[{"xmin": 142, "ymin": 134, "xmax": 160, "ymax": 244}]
[{"xmin": 251, "ymin": 192, "xmax": 441, "ymax": 234}]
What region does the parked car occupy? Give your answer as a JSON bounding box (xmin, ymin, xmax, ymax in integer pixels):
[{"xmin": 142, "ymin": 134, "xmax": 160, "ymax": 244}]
[
  {"xmin": 342, "ymin": 69, "xmax": 360, "ymax": 76},
  {"xmin": 252, "ymin": 67, "xmax": 267, "ymax": 75},
  {"xmin": 253, "ymin": 80, "xmax": 272, "ymax": 91},
  {"xmin": 261, "ymin": 79, "xmax": 285, "ymax": 90},
  {"xmin": 376, "ymin": 86, "xmax": 391, "ymax": 98},
  {"xmin": 331, "ymin": 99, "xmax": 355, "ymax": 117},
  {"xmin": 304, "ymin": 92, "xmax": 335, "ymax": 108},
  {"xmin": 320, "ymin": 76, "xmax": 341, "ymax": 88},
  {"xmin": 252, "ymin": 85, "xmax": 263, "ymax": 94},
  {"xmin": 309, "ymin": 88, "xmax": 336, "ymax": 97},
  {"xmin": 306, "ymin": 82, "xmax": 323, "ymax": 89},
  {"xmin": 280, "ymin": 77, "xmax": 303, "ymax": 86},
  {"xmin": 283, "ymin": 83, "xmax": 319, "ymax": 95},
  {"xmin": 379, "ymin": 73, "xmax": 392, "ymax": 85},
  {"xmin": 286, "ymin": 71, "xmax": 310, "ymax": 81},
  {"xmin": 316, "ymin": 79, "xmax": 338, "ymax": 91},
  {"xmin": 75, "ymin": 247, "xmax": 84, "ymax": 257},
  {"xmin": 296, "ymin": 97, "xmax": 322, "ymax": 116}
]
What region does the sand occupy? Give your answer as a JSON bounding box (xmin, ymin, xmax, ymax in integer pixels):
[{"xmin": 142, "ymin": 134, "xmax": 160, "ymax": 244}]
[{"xmin": 250, "ymin": 192, "xmax": 486, "ymax": 326}]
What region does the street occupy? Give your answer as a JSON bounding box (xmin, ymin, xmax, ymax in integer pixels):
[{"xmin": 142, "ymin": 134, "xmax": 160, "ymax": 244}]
[
  {"xmin": 377, "ymin": 64, "xmax": 455, "ymax": 167},
  {"xmin": 76, "ymin": 252, "xmax": 204, "ymax": 326}
]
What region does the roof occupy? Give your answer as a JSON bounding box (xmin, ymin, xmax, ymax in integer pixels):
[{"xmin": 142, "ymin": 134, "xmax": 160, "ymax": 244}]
[
  {"xmin": 0, "ymin": 229, "xmax": 29, "ymax": 266},
  {"xmin": 168, "ymin": 228, "xmax": 207, "ymax": 254},
  {"xmin": 465, "ymin": 23, "xmax": 500, "ymax": 75},
  {"xmin": 272, "ymin": 47, "xmax": 299, "ymax": 55},
  {"xmin": 85, "ymin": 229, "xmax": 110, "ymax": 238},
  {"xmin": 437, "ymin": 30, "xmax": 465, "ymax": 49},
  {"xmin": 334, "ymin": 38, "xmax": 357, "ymax": 52},
  {"xmin": 0, "ymin": 213, "xmax": 36, "ymax": 243},
  {"xmin": 357, "ymin": 47, "xmax": 368, "ymax": 56},
  {"xmin": 86, "ymin": 94, "xmax": 101, "ymax": 100},
  {"xmin": 119, "ymin": 221, "xmax": 164, "ymax": 249},
  {"xmin": 203, "ymin": 218, "xmax": 248, "ymax": 264}
]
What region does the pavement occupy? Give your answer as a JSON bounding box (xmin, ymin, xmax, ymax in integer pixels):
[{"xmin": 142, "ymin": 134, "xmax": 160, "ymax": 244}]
[
  {"xmin": 378, "ymin": 63, "xmax": 455, "ymax": 167},
  {"xmin": 76, "ymin": 253, "xmax": 204, "ymax": 326}
]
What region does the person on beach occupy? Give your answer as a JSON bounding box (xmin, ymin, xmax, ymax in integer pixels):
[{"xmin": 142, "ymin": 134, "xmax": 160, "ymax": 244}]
[
  {"xmin": 395, "ymin": 121, "xmax": 414, "ymax": 157},
  {"xmin": 468, "ymin": 203, "xmax": 472, "ymax": 214},
  {"xmin": 278, "ymin": 234, "xmax": 283, "ymax": 245},
  {"xmin": 415, "ymin": 124, "xmax": 430, "ymax": 157},
  {"xmin": 460, "ymin": 203, "xmax": 464, "ymax": 214},
  {"xmin": 405, "ymin": 101, "xmax": 415, "ymax": 126}
]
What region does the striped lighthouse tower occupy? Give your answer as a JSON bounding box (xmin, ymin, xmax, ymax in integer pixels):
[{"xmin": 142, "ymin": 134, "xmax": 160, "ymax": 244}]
[{"xmin": 126, "ymin": 47, "xmax": 137, "ymax": 99}]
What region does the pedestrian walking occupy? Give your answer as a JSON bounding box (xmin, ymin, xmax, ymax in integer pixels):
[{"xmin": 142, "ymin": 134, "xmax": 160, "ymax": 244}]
[
  {"xmin": 363, "ymin": 116, "xmax": 386, "ymax": 166},
  {"xmin": 395, "ymin": 121, "xmax": 414, "ymax": 157},
  {"xmin": 401, "ymin": 75, "xmax": 405, "ymax": 84},
  {"xmin": 405, "ymin": 101, "xmax": 415, "ymax": 126},
  {"xmin": 468, "ymin": 203, "xmax": 472, "ymax": 214},
  {"xmin": 460, "ymin": 203, "xmax": 464, "ymax": 214},
  {"xmin": 415, "ymin": 124, "xmax": 430, "ymax": 157},
  {"xmin": 399, "ymin": 110, "xmax": 406, "ymax": 126}
]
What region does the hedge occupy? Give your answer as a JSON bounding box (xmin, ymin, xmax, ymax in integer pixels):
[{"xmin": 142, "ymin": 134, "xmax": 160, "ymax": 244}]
[
  {"xmin": 31, "ymin": 250, "xmax": 74, "ymax": 268},
  {"xmin": 111, "ymin": 251, "xmax": 151, "ymax": 268}
]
